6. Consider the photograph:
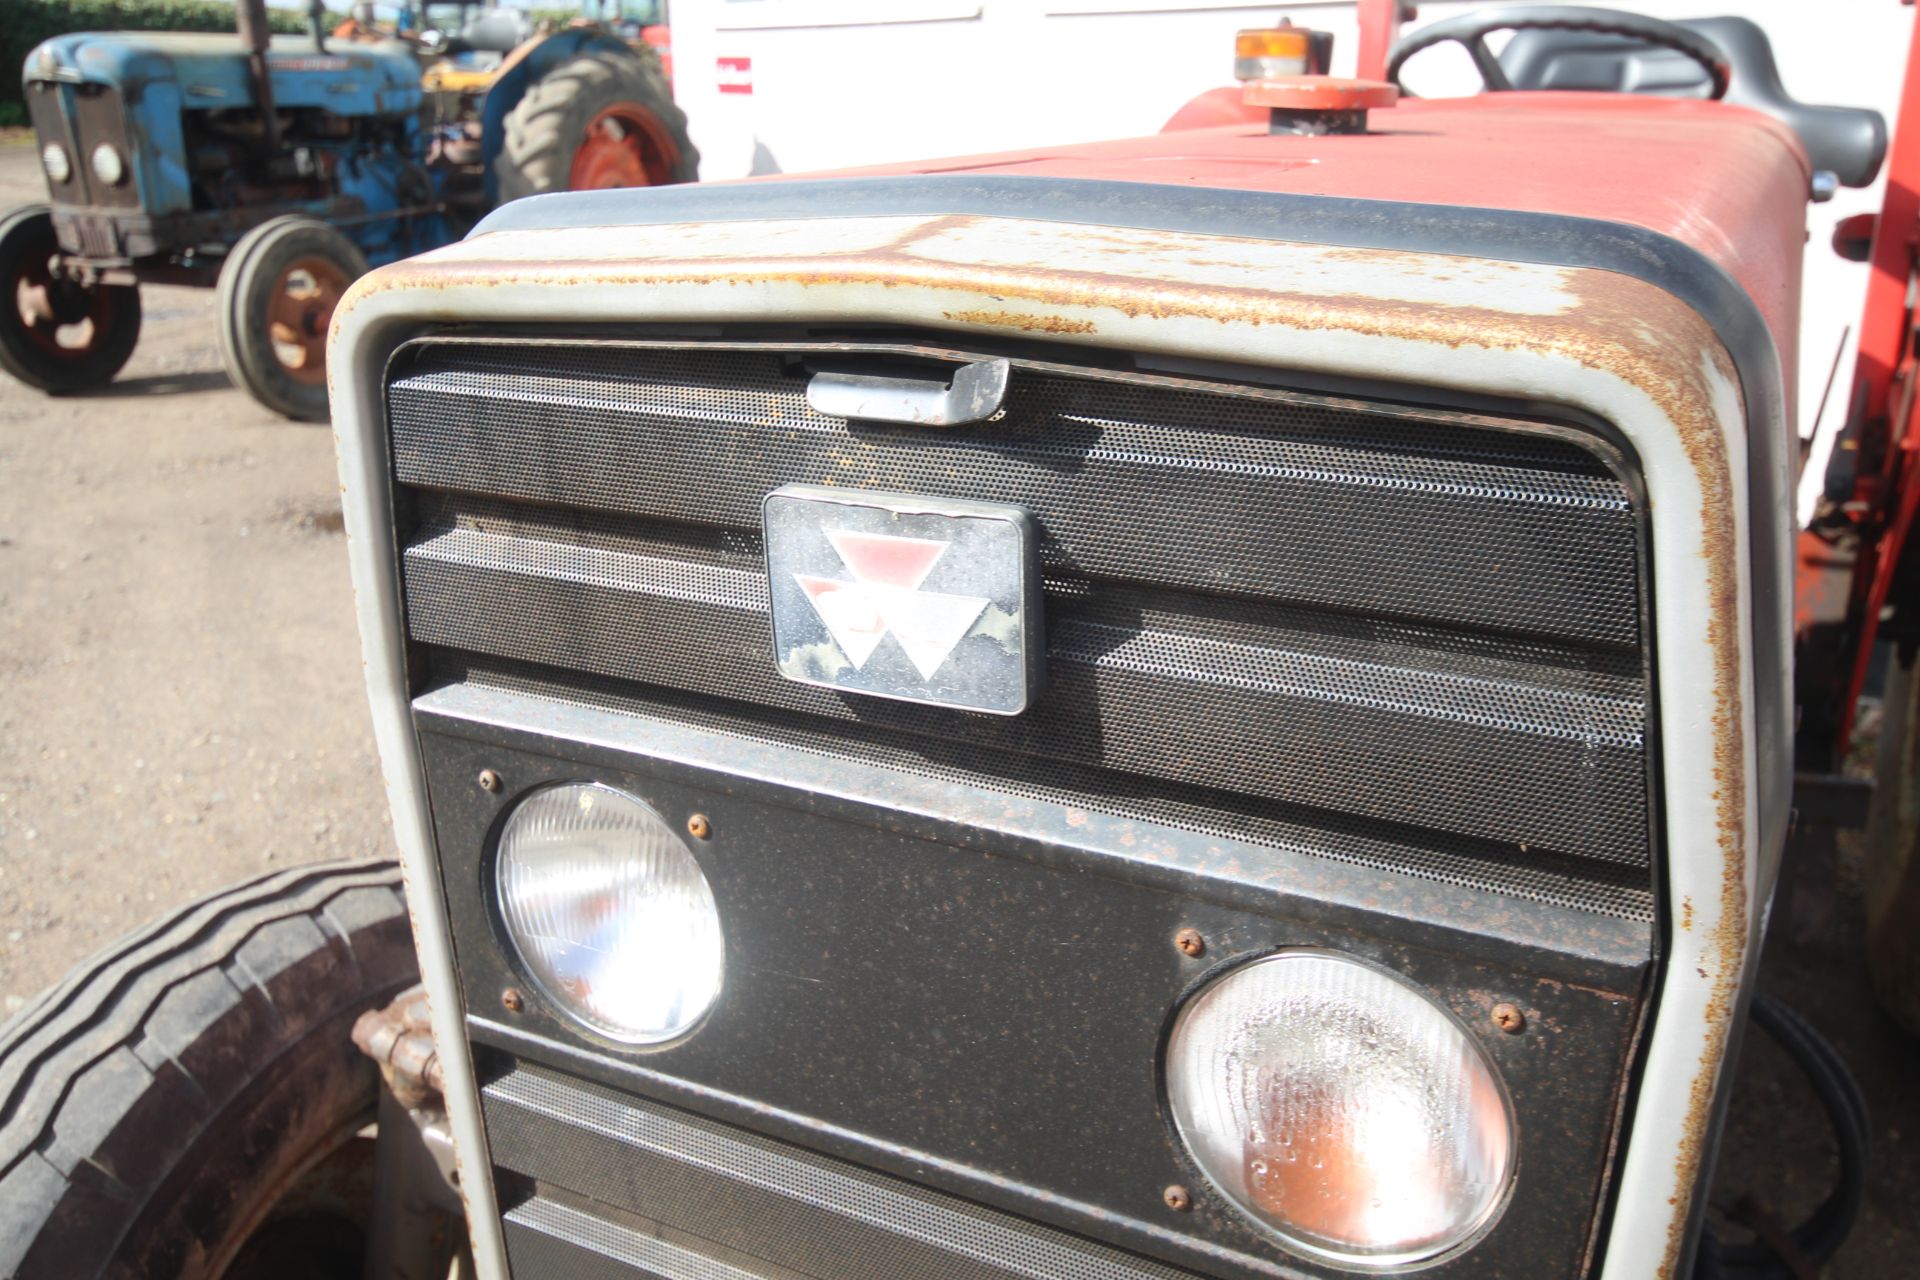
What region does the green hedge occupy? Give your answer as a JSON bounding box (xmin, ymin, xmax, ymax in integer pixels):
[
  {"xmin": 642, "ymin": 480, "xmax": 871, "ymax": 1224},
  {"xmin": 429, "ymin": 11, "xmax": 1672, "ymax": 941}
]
[{"xmin": 3, "ymin": 1, "xmax": 332, "ymax": 125}]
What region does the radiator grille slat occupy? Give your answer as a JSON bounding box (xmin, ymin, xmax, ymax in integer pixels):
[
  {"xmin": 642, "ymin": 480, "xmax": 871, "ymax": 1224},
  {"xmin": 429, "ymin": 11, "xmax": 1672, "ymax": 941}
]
[
  {"xmin": 403, "ymin": 496, "xmax": 1647, "ymax": 864},
  {"xmin": 389, "ymin": 345, "xmax": 1640, "ymax": 645},
  {"xmin": 487, "ymin": 1061, "xmax": 1200, "ymax": 1280},
  {"xmin": 388, "ymin": 339, "xmax": 1653, "ymax": 914},
  {"xmin": 438, "ymin": 653, "xmax": 1654, "ymax": 920}
]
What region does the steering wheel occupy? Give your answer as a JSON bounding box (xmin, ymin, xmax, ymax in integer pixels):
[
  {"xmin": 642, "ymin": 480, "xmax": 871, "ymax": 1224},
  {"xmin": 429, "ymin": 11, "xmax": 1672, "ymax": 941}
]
[{"xmin": 1386, "ymin": 5, "xmax": 1731, "ymax": 99}]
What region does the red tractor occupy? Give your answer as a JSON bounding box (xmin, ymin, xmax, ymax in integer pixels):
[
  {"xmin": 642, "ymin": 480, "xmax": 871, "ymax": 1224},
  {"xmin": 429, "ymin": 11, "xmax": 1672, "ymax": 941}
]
[{"xmin": 1, "ymin": 5, "xmax": 1912, "ymax": 1279}]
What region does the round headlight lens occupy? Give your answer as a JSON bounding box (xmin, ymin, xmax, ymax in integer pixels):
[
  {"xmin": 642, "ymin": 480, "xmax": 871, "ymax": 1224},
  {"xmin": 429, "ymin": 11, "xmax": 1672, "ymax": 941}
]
[
  {"xmin": 90, "ymin": 143, "xmax": 125, "ymax": 186},
  {"xmin": 1166, "ymin": 951, "xmax": 1513, "ymax": 1267},
  {"xmin": 41, "ymin": 144, "xmax": 72, "ymax": 184},
  {"xmin": 495, "ymin": 782, "xmax": 723, "ymax": 1044}
]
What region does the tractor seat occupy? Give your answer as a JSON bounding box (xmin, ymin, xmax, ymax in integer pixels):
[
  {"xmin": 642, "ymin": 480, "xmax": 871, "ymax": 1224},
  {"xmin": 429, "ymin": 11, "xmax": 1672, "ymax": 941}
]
[{"xmin": 1500, "ymin": 15, "xmax": 1886, "ymax": 187}]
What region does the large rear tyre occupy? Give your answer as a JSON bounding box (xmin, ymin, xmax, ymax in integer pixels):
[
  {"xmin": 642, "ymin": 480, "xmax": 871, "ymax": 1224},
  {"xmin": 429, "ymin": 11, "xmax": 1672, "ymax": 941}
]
[
  {"xmin": 217, "ymin": 217, "xmax": 368, "ymax": 423},
  {"xmin": 0, "ymin": 205, "xmax": 141, "ymax": 394},
  {"xmin": 0, "ymin": 860, "xmax": 417, "ymax": 1279},
  {"xmin": 494, "ymin": 46, "xmax": 698, "ymax": 203}
]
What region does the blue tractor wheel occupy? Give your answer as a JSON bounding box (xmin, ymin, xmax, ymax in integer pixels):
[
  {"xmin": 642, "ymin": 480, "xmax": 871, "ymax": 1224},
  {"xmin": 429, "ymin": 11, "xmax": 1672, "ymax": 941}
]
[
  {"xmin": 0, "ymin": 206, "xmax": 141, "ymax": 395},
  {"xmin": 216, "ymin": 217, "xmax": 369, "ymax": 422}
]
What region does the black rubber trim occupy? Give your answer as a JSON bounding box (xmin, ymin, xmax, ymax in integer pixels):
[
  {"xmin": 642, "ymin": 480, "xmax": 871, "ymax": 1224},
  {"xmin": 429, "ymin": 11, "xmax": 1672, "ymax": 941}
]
[{"xmin": 471, "ymin": 173, "xmax": 1791, "ymax": 869}]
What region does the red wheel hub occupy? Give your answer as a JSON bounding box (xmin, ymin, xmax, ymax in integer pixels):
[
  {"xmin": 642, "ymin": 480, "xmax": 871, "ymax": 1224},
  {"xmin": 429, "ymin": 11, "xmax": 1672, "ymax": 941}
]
[
  {"xmin": 265, "ymin": 255, "xmax": 350, "ymax": 387},
  {"xmin": 568, "ymin": 104, "xmax": 681, "ymax": 190},
  {"xmin": 10, "ymin": 244, "xmax": 117, "ymax": 362}
]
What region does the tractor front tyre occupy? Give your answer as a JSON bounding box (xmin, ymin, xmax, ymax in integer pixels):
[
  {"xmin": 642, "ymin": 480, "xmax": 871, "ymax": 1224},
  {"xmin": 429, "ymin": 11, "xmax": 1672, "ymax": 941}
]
[
  {"xmin": 0, "ymin": 861, "xmax": 417, "ymax": 1280},
  {"xmin": 494, "ymin": 48, "xmax": 698, "ymax": 203},
  {"xmin": 217, "ymin": 217, "xmax": 368, "ymax": 423},
  {"xmin": 0, "ymin": 205, "xmax": 141, "ymax": 394}
]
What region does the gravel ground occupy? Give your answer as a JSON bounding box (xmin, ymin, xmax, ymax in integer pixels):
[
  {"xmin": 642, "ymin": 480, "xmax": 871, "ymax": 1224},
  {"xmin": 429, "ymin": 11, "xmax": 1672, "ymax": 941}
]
[
  {"xmin": 0, "ymin": 139, "xmax": 392, "ymax": 1015},
  {"xmin": 0, "ymin": 138, "xmax": 1912, "ymax": 1274}
]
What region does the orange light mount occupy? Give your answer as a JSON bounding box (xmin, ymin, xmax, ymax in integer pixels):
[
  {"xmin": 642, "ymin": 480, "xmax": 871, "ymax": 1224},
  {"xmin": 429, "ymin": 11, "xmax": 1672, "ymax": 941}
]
[
  {"xmin": 1242, "ymin": 76, "xmax": 1400, "ymax": 136},
  {"xmin": 1234, "ymin": 21, "xmax": 1333, "ymax": 82}
]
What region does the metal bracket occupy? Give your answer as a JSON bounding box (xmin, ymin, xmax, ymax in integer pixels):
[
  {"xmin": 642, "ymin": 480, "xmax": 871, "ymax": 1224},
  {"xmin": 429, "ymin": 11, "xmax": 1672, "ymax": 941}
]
[
  {"xmin": 1792, "ymin": 771, "xmax": 1874, "ymax": 830},
  {"xmin": 354, "ymin": 985, "xmax": 470, "ymax": 1279},
  {"xmin": 806, "ymin": 358, "xmax": 1011, "ymax": 426}
]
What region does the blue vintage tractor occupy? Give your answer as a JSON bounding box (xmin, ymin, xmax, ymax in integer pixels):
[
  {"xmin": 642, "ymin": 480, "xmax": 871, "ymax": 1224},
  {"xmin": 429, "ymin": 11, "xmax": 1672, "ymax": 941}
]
[{"xmin": 2, "ymin": 0, "xmax": 693, "ymax": 420}]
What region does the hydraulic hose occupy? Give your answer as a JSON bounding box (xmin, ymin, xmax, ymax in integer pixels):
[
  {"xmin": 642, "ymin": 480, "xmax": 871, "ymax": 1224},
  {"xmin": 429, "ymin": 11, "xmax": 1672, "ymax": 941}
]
[{"xmin": 1697, "ymin": 992, "xmax": 1871, "ymax": 1279}]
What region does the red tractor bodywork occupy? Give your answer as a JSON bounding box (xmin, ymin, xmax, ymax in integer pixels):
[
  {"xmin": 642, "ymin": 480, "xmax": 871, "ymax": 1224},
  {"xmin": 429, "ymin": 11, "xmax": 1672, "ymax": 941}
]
[
  {"xmin": 818, "ymin": 92, "xmax": 1813, "ymax": 386},
  {"xmin": 1800, "ymin": 6, "xmax": 1920, "ymax": 768}
]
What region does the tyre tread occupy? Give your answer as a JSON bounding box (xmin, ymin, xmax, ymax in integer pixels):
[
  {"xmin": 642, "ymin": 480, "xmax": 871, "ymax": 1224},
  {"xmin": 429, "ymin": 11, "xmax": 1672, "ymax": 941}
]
[
  {"xmin": 494, "ymin": 48, "xmax": 696, "ymax": 202},
  {"xmin": 0, "ymin": 860, "xmax": 407, "ymax": 1279},
  {"xmin": 0, "ymin": 860, "xmax": 403, "ymax": 1169},
  {"xmin": 0, "ymin": 205, "xmax": 141, "ymax": 394}
]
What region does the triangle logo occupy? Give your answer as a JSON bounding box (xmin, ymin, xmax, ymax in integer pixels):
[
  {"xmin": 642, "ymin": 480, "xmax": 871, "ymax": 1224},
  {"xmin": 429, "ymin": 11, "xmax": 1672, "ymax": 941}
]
[{"xmin": 794, "ymin": 530, "xmax": 988, "ymax": 678}]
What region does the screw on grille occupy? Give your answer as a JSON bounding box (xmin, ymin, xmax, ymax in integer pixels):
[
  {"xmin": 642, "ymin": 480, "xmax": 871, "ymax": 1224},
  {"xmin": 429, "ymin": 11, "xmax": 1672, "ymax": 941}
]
[
  {"xmin": 1174, "ymin": 928, "xmax": 1206, "ymax": 959},
  {"xmin": 1163, "ymin": 1185, "xmax": 1192, "ymax": 1212},
  {"xmin": 501, "ymin": 987, "xmax": 525, "ymax": 1014},
  {"xmin": 1491, "ymin": 1002, "xmax": 1526, "ymax": 1034},
  {"xmin": 687, "ymin": 813, "xmax": 712, "ymax": 840},
  {"xmin": 477, "ymin": 768, "xmax": 502, "ymax": 793}
]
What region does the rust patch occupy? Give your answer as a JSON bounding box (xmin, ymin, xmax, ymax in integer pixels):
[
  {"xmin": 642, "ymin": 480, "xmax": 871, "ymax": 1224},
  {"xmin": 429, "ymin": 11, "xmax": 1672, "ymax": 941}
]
[
  {"xmin": 1539, "ymin": 270, "xmax": 1748, "ymax": 1278},
  {"xmin": 942, "ymin": 308, "xmax": 1098, "ymax": 335},
  {"xmin": 350, "ymin": 250, "xmax": 1553, "ymax": 353},
  {"xmin": 1548, "ymin": 277, "xmax": 1747, "ymax": 1279},
  {"xmin": 882, "ymin": 214, "xmax": 982, "ymax": 253},
  {"xmin": 1314, "ymin": 245, "xmax": 1537, "ymax": 274}
]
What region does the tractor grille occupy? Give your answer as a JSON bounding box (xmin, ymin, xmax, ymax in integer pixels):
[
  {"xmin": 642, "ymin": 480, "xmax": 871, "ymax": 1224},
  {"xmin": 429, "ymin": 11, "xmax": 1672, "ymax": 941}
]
[
  {"xmin": 484, "ymin": 1058, "xmax": 1201, "ymax": 1280},
  {"xmin": 57, "ymin": 214, "xmax": 120, "ymax": 260},
  {"xmin": 388, "ymin": 339, "xmax": 1655, "ymax": 919},
  {"xmin": 25, "ymin": 79, "xmax": 140, "ymax": 212}
]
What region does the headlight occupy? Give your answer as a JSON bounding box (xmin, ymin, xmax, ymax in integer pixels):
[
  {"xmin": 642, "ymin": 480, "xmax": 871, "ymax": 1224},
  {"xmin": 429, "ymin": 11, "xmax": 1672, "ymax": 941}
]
[
  {"xmin": 1165, "ymin": 951, "xmax": 1513, "ymax": 1267},
  {"xmin": 495, "ymin": 782, "xmax": 723, "ymax": 1044},
  {"xmin": 90, "ymin": 143, "xmax": 125, "ymax": 186},
  {"xmin": 41, "ymin": 144, "xmax": 71, "ymax": 184}
]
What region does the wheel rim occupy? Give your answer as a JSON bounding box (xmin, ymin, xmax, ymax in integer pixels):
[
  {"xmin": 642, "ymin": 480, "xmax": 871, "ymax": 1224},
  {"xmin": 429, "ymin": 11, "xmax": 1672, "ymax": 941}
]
[
  {"xmin": 265, "ymin": 254, "xmax": 350, "ymax": 386},
  {"xmin": 568, "ymin": 103, "xmax": 682, "ymax": 189},
  {"xmin": 215, "ymin": 1110, "xmax": 376, "ymax": 1278},
  {"xmin": 9, "ymin": 239, "xmax": 121, "ymax": 363}
]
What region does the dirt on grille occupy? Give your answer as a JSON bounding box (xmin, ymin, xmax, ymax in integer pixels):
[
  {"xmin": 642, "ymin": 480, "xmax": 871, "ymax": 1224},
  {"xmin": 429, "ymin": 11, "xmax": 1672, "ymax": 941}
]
[{"xmin": 0, "ymin": 142, "xmax": 1912, "ymax": 1275}]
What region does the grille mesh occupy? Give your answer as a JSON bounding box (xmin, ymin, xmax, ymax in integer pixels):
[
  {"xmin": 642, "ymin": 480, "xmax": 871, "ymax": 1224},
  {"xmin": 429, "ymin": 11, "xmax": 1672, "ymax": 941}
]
[
  {"xmin": 405, "ymin": 494, "xmax": 1648, "ymax": 864},
  {"xmin": 488, "ymin": 1060, "xmax": 1202, "ymax": 1280},
  {"xmin": 439, "ymin": 653, "xmax": 1653, "ymax": 920},
  {"xmin": 390, "ymin": 339, "xmax": 1654, "ymax": 916},
  {"xmin": 389, "ymin": 345, "xmax": 1640, "ymax": 645}
]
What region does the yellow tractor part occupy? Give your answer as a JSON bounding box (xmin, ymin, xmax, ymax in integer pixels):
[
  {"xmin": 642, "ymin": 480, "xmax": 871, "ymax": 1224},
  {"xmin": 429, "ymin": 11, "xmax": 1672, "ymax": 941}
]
[{"xmin": 421, "ymin": 61, "xmax": 500, "ymax": 94}]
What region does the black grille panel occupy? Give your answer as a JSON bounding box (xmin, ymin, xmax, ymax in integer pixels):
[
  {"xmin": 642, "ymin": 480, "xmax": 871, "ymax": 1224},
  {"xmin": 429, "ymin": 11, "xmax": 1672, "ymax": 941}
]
[
  {"xmin": 487, "ymin": 1059, "xmax": 1201, "ymax": 1280},
  {"xmin": 405, "ymin": 494, "xmax": 1648, "ymax": 866},
  {"xmin": 442, "ymin": 652, "xmax": 1654, "ymax": 919},
  {"xmin": 389, "ymin": 345, "xmax": 1639, "ymax": 644},
  {"xmin": 26, "ymin": 80, "xmax": 138, "ymax": 213},
  {"xmin": 389, "ymin": 339, "xmax": 1653, "ymax": 913}
]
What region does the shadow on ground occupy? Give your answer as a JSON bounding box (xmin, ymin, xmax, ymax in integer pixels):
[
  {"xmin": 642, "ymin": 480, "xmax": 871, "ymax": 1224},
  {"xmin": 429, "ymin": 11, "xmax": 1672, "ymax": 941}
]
[{"xmin": 83, "ymin": 370, "xmax": 236, "ymax": 398}]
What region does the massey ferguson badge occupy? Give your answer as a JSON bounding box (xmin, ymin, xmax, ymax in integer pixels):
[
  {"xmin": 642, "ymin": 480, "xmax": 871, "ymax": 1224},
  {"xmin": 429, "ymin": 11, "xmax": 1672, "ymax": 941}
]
[{"xmin": 763, "ymin": 486, "xmax": 1042, "ymax": 714}]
